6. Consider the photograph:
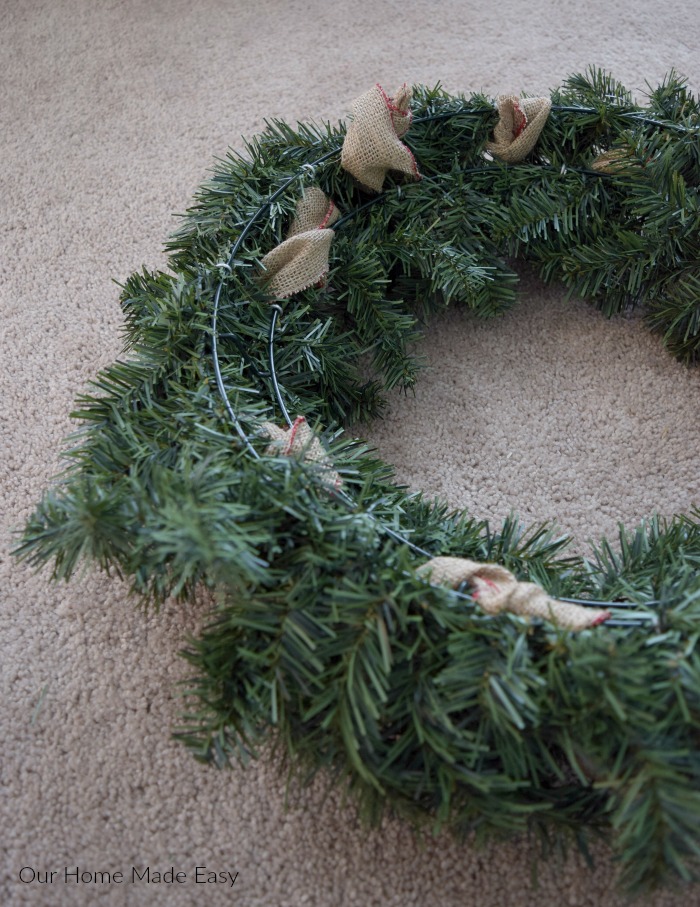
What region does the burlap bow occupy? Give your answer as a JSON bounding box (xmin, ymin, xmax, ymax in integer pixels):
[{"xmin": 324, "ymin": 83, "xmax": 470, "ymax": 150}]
[
  {"xmin": 417, "ymin": 556, "xmax": 610, "ymax": 631},
  {"xmin": 261, "ymin": 415, "xmax": 342, "ymax": 490},
  {"xmin": 341, "ymin": 83, "xmax": 421, "ymax": 193},
  {"xmin": 486, "ymin": 95, "xmax": 551, "ymax": 163},
  {"xmin": 259, "ymin": 188, "xmax": 340, "ymax": 299}
]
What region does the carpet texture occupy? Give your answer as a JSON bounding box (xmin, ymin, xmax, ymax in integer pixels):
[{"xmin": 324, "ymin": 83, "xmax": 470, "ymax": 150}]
[{"xmin": 2, "ymin": 1, "xmax": 700, "ymax": 904}]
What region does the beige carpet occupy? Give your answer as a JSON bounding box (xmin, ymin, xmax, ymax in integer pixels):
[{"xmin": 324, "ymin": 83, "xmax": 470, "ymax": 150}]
[{"xmin": 3, "ymin": 1, "xmax": 700, "ymax": 904}]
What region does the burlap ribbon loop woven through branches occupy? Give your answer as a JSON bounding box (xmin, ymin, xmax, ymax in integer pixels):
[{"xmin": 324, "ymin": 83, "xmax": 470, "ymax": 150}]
[
  {"xmin": 262, "ymin": 415, "xmax": 342, "ymax": 490},
  {"xmin": 259, "ymin": 187, "xmax": 340, "ymax": 299},
  {"xmin": 341, "ymin": 83, "xmax": 422, "ymax": 193},
  {"xmin": 417, "ymin": 556, "xmax": 610, "ymax": 631},
  {"xmin": 590, "ymin": 147, "xmax": 635, "ymax": 172},
  {"xmin": 486, "ymin": 95, "xmax": 551, "ymax": 163}
]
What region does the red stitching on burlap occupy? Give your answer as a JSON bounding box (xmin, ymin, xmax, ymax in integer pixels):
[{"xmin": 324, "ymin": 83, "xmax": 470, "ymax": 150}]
[
  {"xmin": 404, "ymin": 144, "xmax": 421, "ymax": 180},
  {"xmin": 318, "ymin": 200, "xmax": 336, "ymax": 230},
  {"xmin": 374, "ymin": 83, "xmax": 421, "ymax": 181},
  {"xmin": 512, "ymin": 100, "xmax": 528, "ymax": 139},
  {"xmin": 285, "ymin": 416, "xmax": 306, "ymax": 455},
  {"xmin": 591, "ymin": 610, "xmax": 612, "ymax": 627},
  {"xmin": 376, "ymin": 82, "xmax": 411, "ymax": 117},
  {"xmin": 470, "ymin": 575, "xmax": 500, "ymax": 602}
]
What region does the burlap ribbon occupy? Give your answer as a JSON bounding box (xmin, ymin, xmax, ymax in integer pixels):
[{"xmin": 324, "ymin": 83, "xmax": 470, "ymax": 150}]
[
  {"xmin": 341, "ymin": 83, "xmax": 421, "ymax": 193},
  {"xmin": 417, "ymin": 556, "xmax": 610, "ymax": 631},
  {"xmin": 261, "ymin": 415, "xmax": 342, "ymax": 490},
  {"xmin": 259, "ymin": 188, "xmax": 340, "ymax": 299},
  {"xmin": 486, "ymin": 95, "xmax": 551, "ymax": 163},
  {"xmin": 590, "ymin": 148, "xmax": 633, "ymax": 172}
]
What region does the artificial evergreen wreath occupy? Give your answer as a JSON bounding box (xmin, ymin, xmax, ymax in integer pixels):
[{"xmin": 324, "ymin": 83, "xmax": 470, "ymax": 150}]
[{"xmin": 17, "ymin": 69, "xmax": 700, "ymax": 893}]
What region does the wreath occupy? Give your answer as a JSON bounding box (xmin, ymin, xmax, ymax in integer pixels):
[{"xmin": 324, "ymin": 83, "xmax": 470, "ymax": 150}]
[{"xmin": 17, "ymin": 69, "xmax": 700, "ymax": 893}]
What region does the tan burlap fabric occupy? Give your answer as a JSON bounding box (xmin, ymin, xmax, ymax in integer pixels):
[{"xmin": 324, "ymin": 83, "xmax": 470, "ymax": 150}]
[
  {"xmin": 259, "ymin": 187, "xmax": 340, "ymax": 298},
  {"xmin": 262, "ymin": 415, "xmax": 342, "ymax": 489},
  {"xmin": 590, "ymin": 148, "xmax": 633, "ymax": 172},
  {"xmin": 417, "ymin": 556, "xmax": 610, "ymax": 631},
  {"xmin": 486, "ymin": 95, "xmax": 551, "ymax": 162},
  {"xmin": 341, "ymin": 83, "xmax": 422, "ymax": 192}
]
